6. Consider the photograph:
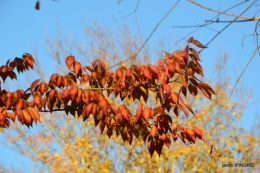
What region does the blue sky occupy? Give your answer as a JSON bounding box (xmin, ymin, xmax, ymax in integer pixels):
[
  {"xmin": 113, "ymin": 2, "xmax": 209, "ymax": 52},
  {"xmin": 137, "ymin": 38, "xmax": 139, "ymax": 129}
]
[{"xmin": 0, "ymin": 0, "xmax": 259, "ymax": 171}]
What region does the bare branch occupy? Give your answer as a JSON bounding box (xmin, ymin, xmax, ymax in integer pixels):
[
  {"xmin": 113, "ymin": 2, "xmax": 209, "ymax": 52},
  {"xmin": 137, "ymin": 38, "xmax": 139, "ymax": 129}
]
[
  {"xmin": 205, "ymin": 19, "xmax": 255, "ymax": 23},
  {"xmin": 108, "ymin": 0, "xmax": 181, "ymax": 70},
  {"xmin": 188, "ymin": 0, "xmax": 259, "ymax": 20},
  {"xmin": 199, "ymin": 0, "xmax": 257, "ymax": 53},
  {"xmin": 173, "ymin": 1, "xmax": 247, "ymax": 45},
  {"xmin": 120, "ymin": 0, "xmax": 141, "ymax": 19}
]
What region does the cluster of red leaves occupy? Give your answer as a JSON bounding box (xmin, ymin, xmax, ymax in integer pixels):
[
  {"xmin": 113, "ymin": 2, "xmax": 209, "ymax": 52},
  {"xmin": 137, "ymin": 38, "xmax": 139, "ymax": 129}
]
[{"xmin": 0, "ymin": 38, "xmax": 215, "ymax": 157}]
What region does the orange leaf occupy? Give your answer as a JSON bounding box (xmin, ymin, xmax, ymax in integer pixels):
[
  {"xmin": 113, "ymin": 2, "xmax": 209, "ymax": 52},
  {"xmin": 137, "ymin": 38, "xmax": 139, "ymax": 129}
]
[
  {"xmin": 28, "ymin": 107, "xmax": 40, "ymax": 123},
  {"xmin": 30, "ymin": 79, "xmax": 40, "ymax": 90},
  {"xmin": 143, "ymin": 106, "xmax": 151, "ymax": 120},
  {"xmin": 66, "ymin": 55, "xmax": 75, "ymax": 69},
  {"xmin": 34, "ymin": 95, "xmax": 42, "ymax": 107},
  {"xmin": 150, "ymin": 125, "xmax": 157, "ymax": 137},
  {"xmin": 73, "ymin": 61, "xmax": 82, "ymax": 75},
  {"xmin": 186, "ymin": 128, "xmax": 196, "ymax": 144},
  {"xmin": 136, "ymin": 104, "xmax": 143, "ymax": 121},
  {"xmin": 22, "ymin": 109, "xmax": 32, "ymax": 127},
  {"xmin": 161, "ymin": 84, "xmax": 171, "ymax": 95},
  {"xmin": 116, "ymin": 68, "xmax": 123, "ymax": 78},
  {"xmin": 192, "ymin": 126, "xmax": 205, "ymax": 141}
]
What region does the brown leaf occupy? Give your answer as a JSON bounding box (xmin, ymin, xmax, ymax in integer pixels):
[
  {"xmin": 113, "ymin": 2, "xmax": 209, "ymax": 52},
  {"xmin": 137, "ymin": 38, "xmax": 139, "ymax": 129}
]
[
  {"xmin": 189, "ymin": 48, "xmax": 201, "ymax": 61},
  {"xmin": 187, "ymin": 37, "xmax": 194, "ymax": 43},
  {"xmin": 35, "ymin": 0, "xmax": 40, "ymax": 10},
  {"xmin": 66, "ymin": 55, "xmax": 75, "ymax": 69},
  {"xmin": 192, "ymin": 39, "xmax": 207, "ymax": 48},
  {"xmin": 148, "ymin": 138, "xmax": 156, "ymax": 157}
]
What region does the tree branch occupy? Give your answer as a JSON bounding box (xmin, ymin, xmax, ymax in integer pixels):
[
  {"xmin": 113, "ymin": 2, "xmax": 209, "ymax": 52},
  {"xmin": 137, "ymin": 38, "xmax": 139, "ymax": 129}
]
[
  {"xmin": 188, "ymin": 0, "xmax": 259, "ymax": 20},
  {"xmin": 108, "ymin": 0, "xmax": 181, "ymax": 70}
]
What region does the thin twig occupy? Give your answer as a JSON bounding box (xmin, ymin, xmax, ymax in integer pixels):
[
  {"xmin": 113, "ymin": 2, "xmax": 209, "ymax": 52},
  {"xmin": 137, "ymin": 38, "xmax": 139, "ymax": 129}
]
[
  {"xmin": 108, "ymin": 0, "xmax": 181, "ymax": 70},
  {"xmin": 120, "ymin": 0, "xmax": 141, "ymax": 19},
  {"xmin": 205, "ymin": 19, "xmax": 255, "ymax": 23},
  {"xmin": 174, "ymin": 1, "xmax": 247, "ymax": 45},
  {"xmin": 215, "ymin": 46, "xmax": 259, "ymax": 134},
  {"xmin": 188, "ymin": 0, "xmax": 259, "ymax": 20},
  {"xmin": 199, "ymin": 0, "xmax": 257, "ymax": 54}
]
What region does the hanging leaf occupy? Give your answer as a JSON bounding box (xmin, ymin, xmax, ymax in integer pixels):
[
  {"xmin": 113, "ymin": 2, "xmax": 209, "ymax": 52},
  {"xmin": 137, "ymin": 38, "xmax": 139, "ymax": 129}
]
[
  {"xmin": 65, "ymin": 55, "xmax": 75, "ymax": 69},
  {"xmin": 192, "ymin": 39, "xmax": 207, "ymax": 48}
]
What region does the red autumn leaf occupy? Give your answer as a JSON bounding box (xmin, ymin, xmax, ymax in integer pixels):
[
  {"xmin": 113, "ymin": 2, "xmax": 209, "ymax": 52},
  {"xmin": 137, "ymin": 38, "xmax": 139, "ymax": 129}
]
[
  {"xmin": 125, "ymin": 68, "xmax": 132, "ymax": 77},
  {"xmin": 10, "ymin": 111, "xmax": 16, "ymax": 123},
  {"xmin": 182, "ymin": 75, "xmax": 188, "ymax": 88},
  {"xmin": 81, "ymin": 74, "xmax": 89, "ymax": 83},
  {"xmin": 66, "ymin": 55, "xmax": 75, "ymax": 69},
  {"xmin": 192, "ymin": 126, "xmax": 205, "ymax": 141},
  {"xmin": 187, "ymin": 37, "xmax": 194, "ymax": 43},
  {"xmin": 30, "ymin": 79, "xmax": 40, "ymax": 90},
  {"xmin": 49, "ymin": 74, "xmax": 58, "ymax": 83},
  {"xmin": 143, "ymin": 106, "xmax": 151, "ymax": 120},
  {"xmin": 0, "ymin": 112, "xmax": 6, "ymax": 126},
  {"xmin": 150, "ymin": 125, "xmax": 157, "ymax": 137},
  {"xmin": 172, "ymin": 50, "xmax": 185, "ymax": 65},
  {"xmin": 148, "ymin": 140, "xmax": 156, "ymax": 157},
  {"xmin": 27, "ymin": 107, "xmax": 40, "ymax": 123},
  {"xmin": 73, "ymin": 61, "xmax": 82, "ymax": 75},
  {"xmin": 38, "ymin": 82, "xmax": 48, "ymax": 95},
  {"xmin": 181, "ymin": 104, "xmax": 188, "ymax": 118},
  {"xmin": 83, "ymin": 103, "xmax": 93, "ymax": 121},
  {"xmin": 92, "ymin": 59, "xmax": 98, "ymax": 67},
  {"xmin": 165, "ymin": 135, "xmax": 171, "ymax": 148},
  {"xmin": 136, "ymin": 104, "xmax": 143, "ymax": 121},
  {"xmin": 69, "ymin": 86, "xmax": 78, "ymax": 101},
  {"xmin": 22, "ymin": 109, "xmax": 33, "ymax": 127},
  {"xmin": 15, "ymin": 99, "xmax": 24, "ymax": 114},
  {"xmin": 161, "ymin": 84, "xmax": 171, "ymax": 95},
  {"xmin": 186, "ymin": 128, "xmax": 196, "ymax": 144},
  {"xmin": 1, "ymin": 66, "xmax": 8, "ymax": 73},
  {"xmin": 34, "ymin": 95, "xmax": 42, "ymax": 107},
  {"xmin": 148, "ymin": 64, "xmax": 159, "ymax": 74},
  {"xmin": 188, "ymin": 84, "xmax": 198, "ymax": 96},
  {"xmin": 116, "ymin": 68, "xmax": 123, "ymax": 78},
  {"xmin": 143, "ymin": 66, "xmax": 152, "ymax": 79},
  {"xmin": 91, "ymin": 104, "xmax": 97, "ymax": 117},
  {"xmin": 48, "ymin": 89, "xmax": 56, "ymax": 100},
  {"xmin": 184, "ymin": 103, "xmax": 196, "ymax": 117},
  {"xmin": 5, "ymin": 97, "xmax": 12, "ymax": 109}
]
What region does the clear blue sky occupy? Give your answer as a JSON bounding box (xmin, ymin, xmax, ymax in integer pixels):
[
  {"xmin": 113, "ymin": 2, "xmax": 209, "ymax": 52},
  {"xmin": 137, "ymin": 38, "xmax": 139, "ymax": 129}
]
[{"xmin": 0, "ymin": 0, "xmax": 259, "ymax": 171}]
